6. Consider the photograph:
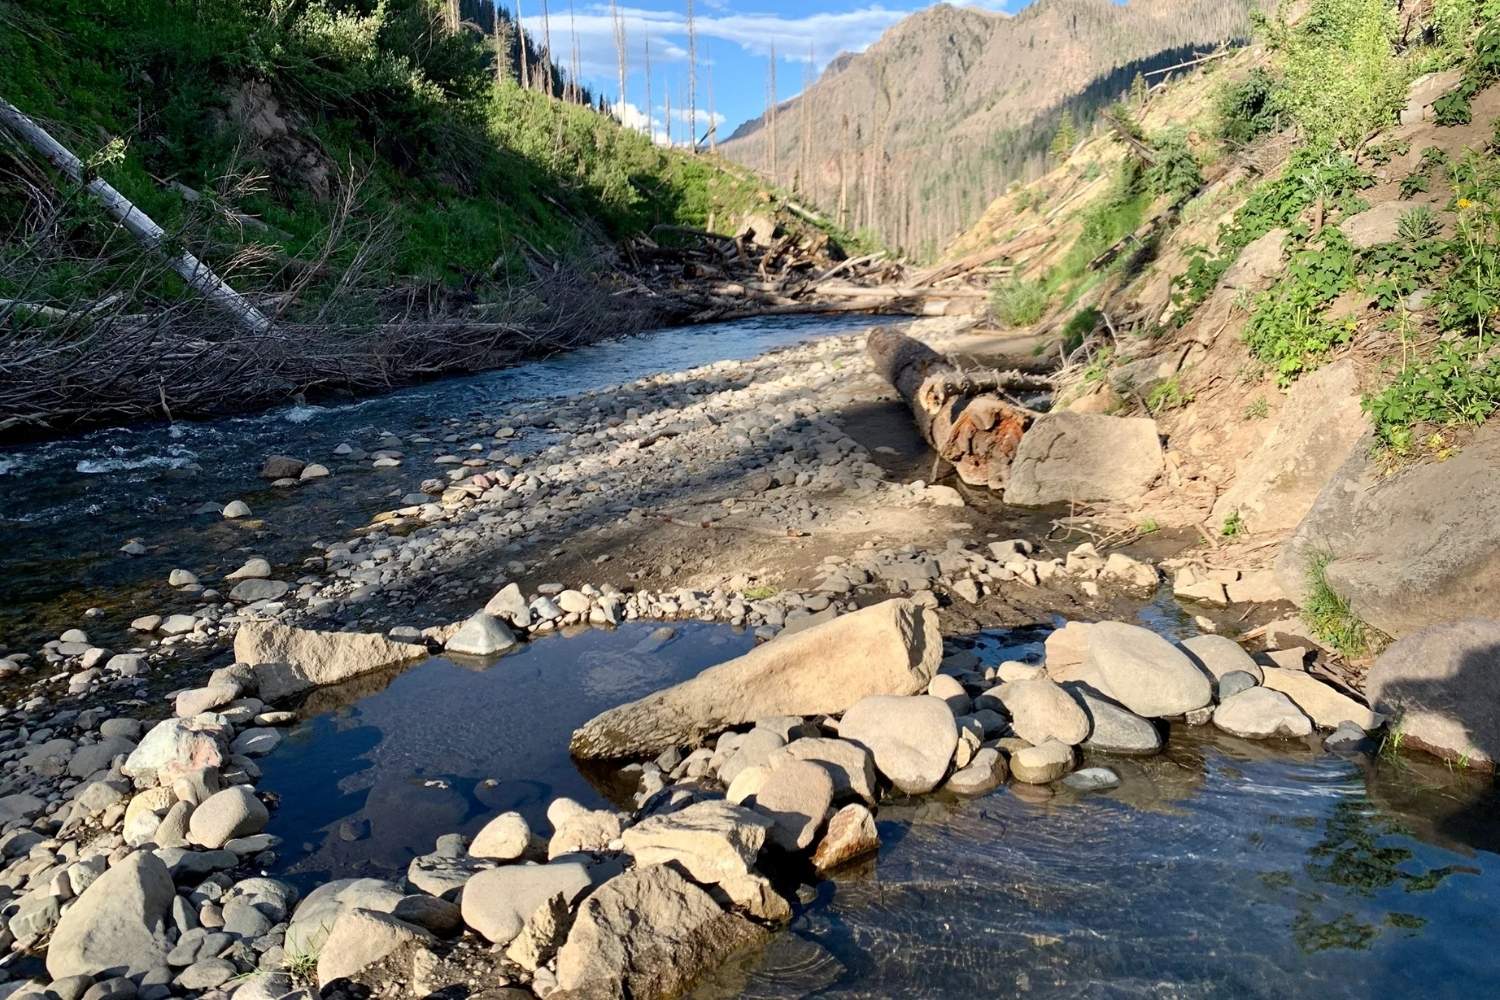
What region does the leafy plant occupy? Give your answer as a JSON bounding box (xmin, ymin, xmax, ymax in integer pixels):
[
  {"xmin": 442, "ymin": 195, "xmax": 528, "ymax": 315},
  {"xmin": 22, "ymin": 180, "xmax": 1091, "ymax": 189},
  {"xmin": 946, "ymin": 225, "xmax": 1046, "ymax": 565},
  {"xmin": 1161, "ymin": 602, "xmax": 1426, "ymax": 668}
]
[
  {"xmin": 1399, "ymin": 170, "xmax": 1431, "ymax": 198},
  {"xmin": 990, "ymin": 275, "xmax": 1050, "ymax": 326},
  {"xmin": 742, "ymin": 585, "xmax": 777, "ymax": 600},
  {"xmin": 1398, "ymin": 205, "xmax": 1440, "ymax": 242},
  {"xmin": 1244, "ymin": 396, "xmax": 1270, "ymax": 419},
  {"xmin": 1244, "ymin": 230, "xmax": 1359, "ymax": 384},
  {"xmin": 1361, "ymin": 237, "xmax": 1448, "ymax": 310},
  {"xmin": 1439, "ymin": 153, "xmax": 1500, "ymax": 334},
  {"xmin": 1362, "ymin": 338, "xmax": 1500, "ymax": 453},
  {"xmin": 1064, "ymin": 307, "xmax": 1104, "ymax": 356},
  {"xmin": 1303, "ymin": 552, "xmax": 1380, "ymax": 659},
  {"xmin": 1081, "ymin": 346, "xmax": 1114, "ymax": 384},
  {"xmin": 1220, "ymin": 510, "xmax": 1246, "ymax": 537},
  {"xmin": 1138, "ymin": 518, "xmax": 1160, "ymax": 534}
]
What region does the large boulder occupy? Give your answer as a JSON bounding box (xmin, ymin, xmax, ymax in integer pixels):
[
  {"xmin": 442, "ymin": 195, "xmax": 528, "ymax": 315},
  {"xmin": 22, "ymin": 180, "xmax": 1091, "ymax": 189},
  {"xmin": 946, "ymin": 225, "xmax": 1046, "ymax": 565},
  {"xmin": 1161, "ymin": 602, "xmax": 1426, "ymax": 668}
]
[
  {"xmin": 1210, "ymin": 359, "xmax": 1365, "ymax": 535},
  {"xmin": 552, "ymin": 865, "xmax": 770, "ymax": 999},
  {"xmin": 1365, "ymin": 619, "xmax": 1500, "ymax": 765},
  {"xmin": 46, "ymin": 852, "xmax": 175, "ymax": 979},
  {"xmin": 837, "ymin": 695, "xmax": 957, "ymax": 795},
  {"xmin": 1277, "ymin": 423, "xmax": 1500, "ymax": 638},
  {"xmin": 1083, "ymin": 622, "xmax": 1213, "ymax": 718},
  {"xmin": 571, "ymin": 599, "xmax": 941, "ymax": 758},
  {"xmin": 1003, "ymin": 413, "xmax": 1163, "ymax": 506},
  {"xmin": 236, "ymin": 622, "xmax": 426, "ymax": 701},
  {"xmin": 316, "ymin": 907, "xmax": 433, "ymax": 989}
]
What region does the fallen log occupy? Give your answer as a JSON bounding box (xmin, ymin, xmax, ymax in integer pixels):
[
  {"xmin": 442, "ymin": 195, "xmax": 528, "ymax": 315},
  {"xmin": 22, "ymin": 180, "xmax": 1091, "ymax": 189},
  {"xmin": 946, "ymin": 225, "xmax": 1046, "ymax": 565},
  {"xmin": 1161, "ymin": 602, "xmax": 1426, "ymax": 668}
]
[{"xmin": 867, "ymin": 327, "xmax": 1035, "ymax": 490}]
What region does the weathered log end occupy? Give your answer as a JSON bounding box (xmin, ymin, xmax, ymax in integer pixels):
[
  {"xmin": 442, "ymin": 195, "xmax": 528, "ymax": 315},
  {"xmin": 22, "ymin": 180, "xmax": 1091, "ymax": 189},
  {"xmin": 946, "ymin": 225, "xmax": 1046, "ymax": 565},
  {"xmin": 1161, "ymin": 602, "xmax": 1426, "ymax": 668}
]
[{"xmin": 867, "ymin": 326, "xmax": 1034, "ymax": 490}]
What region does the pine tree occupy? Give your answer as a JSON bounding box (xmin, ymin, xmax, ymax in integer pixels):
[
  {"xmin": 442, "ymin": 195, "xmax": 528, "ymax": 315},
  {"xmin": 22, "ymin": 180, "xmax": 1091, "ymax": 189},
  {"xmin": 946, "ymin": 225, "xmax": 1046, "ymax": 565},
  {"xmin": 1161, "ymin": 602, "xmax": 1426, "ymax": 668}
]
[
  {"xmin": 1050, "ymin": 108, "xmax": 1077, "ymax": 159},
  {"xmin": 1130, "ymin": 72, "xmax": 1148, "ymax": 107}
]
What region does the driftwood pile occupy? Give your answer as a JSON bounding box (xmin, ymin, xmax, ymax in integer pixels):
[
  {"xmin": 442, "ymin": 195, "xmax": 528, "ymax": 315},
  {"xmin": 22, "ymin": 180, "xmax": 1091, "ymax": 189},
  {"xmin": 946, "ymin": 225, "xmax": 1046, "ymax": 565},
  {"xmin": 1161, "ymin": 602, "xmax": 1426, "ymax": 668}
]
[
  {"xmin": 867, "ymin": 326, "xmax": 1054, "ymax": 491},
  {"xmin": 626, "ymin": 213, "xmax": 1000, "ymax": 323}
]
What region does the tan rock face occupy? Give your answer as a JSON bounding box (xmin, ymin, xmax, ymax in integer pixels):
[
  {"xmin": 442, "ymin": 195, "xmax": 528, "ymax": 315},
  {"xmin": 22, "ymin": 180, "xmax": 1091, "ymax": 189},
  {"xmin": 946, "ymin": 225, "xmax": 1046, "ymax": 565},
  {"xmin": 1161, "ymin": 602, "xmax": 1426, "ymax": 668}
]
[
  {"xmin": 1004, "ymin": 413, "xmax": 1164, "ymax": 506},
  {"xmin": 235, "ymin": 622, "xmax": 426, "ymax": 701},
  {"xmin": 570, "ymin": 599, "xmax": 942, "ymax": 759},
  {"xmin": 621, "ymin": 800, "xmax": 771, "ymax": 885},
  {"xmin": 553, "ymin": 866, "xmax": 770, "ymax": 999}
]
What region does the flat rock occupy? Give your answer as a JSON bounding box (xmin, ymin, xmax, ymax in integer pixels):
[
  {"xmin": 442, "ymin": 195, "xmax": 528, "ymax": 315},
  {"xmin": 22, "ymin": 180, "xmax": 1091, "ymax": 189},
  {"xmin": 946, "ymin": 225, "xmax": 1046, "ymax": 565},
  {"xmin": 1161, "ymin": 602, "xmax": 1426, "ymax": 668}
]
[
  {"xmin": 236, "ymin": 622, "xmax": 425, "ymax": 701},
  {"xmin": 1010, "ymin": 740, "xmax": 1074, "ymax": 784},
  {"xmin": 944, "ymin": 747, "xmax": 1008, "ymax": 795},
  {"xmin": 317, "ymin": 907, "xmax": 432, "ymax": 989},
  {"xmin": 621, "ymin": 800, "xmax": 771, "ymax": 885},
  {"xmin": 445, "ymin": 612, "xmax": 517, "ymax": 657},
  {"xmin": 1179, "ymin": 634, "xmax": 1264, "ymax": 683},
  {"xmin": 837, "ymin": 694, "xmax": 958, "ymax": 795},
  {"xmin": 571, "ymin": 599, "xmax": 941, "ymax": 758},
  {"xmin": 1260, "ymin": 667, "xmax": 1383, "ymax": 731}
]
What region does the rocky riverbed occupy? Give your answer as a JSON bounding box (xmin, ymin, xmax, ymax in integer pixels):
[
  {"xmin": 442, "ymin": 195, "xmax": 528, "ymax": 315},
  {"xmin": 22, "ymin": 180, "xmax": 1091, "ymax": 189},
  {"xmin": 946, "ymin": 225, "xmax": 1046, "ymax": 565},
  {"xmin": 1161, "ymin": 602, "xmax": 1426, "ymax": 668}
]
[{"xmin": 0, "ymin": 315, "xmax": 1493, "ymax": 1000}]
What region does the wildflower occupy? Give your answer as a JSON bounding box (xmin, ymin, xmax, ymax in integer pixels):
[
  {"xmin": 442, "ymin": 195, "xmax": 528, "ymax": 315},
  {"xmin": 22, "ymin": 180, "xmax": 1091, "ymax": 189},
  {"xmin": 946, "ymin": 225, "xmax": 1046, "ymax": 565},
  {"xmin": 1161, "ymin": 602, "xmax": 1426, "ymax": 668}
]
[{"xmin": 1457, "ymin": 197, "xmax": 1474, "ymax": 209}]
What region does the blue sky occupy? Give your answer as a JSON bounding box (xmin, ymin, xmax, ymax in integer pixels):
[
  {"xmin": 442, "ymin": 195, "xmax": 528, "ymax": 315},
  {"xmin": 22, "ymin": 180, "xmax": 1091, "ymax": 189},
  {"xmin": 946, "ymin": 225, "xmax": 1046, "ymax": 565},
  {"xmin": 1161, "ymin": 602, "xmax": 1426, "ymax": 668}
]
[{"xmin": 510, "ymin": 0, "xmax": 1025, "ymax": 145}]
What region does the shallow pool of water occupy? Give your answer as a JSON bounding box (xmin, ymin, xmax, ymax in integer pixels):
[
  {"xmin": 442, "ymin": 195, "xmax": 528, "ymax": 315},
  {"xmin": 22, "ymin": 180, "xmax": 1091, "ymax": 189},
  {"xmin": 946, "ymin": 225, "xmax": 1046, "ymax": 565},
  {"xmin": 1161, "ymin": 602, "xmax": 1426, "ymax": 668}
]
[
  {"xmin": 254, "ymin": 618, "xmax": 1500, "ymax": 999},
  {"xmin": 257, "ymin": 621, "xmax": 754, "ymax": 888}
]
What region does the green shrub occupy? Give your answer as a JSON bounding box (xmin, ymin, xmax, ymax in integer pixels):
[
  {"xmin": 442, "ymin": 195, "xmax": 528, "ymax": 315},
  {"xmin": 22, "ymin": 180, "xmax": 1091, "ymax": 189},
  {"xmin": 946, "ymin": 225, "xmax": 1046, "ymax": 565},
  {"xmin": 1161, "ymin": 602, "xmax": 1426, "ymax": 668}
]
[
  {"xmin": 1063, "ymin": 307, "xmax": 1104, "ymax": 356},
  {"xmin": 1220, "ymin": 510, "xmax": 1246, "ymax": 537},
  {"xmin": 1146, "ymin": 375, "xmax": 1193, "ymax": 413},
  {"xmin": 1440, "ymin": 153, "xmax": 1500, "ymax": 334},
  {"xmin": 1215, "ymin": 67, "xmax": 1286, "ymax": 144},
  {"xmin": 1145, "ymin": 128, "xmax": 1204, "ymax": 201},
  {"xmin": 990, "ymin": 276, "xmax": 1050, "ymax": 326},
  {"xmin": 1266, "ymin": 0, "xmax": 1407, "ymax": 149}
]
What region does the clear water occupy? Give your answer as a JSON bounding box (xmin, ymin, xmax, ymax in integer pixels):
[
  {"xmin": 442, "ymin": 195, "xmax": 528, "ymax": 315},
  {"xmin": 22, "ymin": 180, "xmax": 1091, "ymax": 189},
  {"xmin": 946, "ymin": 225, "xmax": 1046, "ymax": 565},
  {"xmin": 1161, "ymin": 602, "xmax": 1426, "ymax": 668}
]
[
  {"xmin": 253, "ymin": 619, "xmax": 1500, "ymax": 998},
  {"xmin": 0, "ymin": 313, "xmax": 889, "ymax": 646}
]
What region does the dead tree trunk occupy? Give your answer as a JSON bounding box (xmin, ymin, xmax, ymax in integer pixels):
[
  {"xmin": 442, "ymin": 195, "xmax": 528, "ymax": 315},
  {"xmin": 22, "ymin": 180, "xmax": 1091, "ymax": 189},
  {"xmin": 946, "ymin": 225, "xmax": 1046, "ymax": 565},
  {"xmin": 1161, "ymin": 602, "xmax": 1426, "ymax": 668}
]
[
  {"xmin": 0, "ymin": 98, "xmax": 272, "ymax": 335},
  {"xmin": 867, "ymin": 327, "xmax": 1034, "ymax": 490}
]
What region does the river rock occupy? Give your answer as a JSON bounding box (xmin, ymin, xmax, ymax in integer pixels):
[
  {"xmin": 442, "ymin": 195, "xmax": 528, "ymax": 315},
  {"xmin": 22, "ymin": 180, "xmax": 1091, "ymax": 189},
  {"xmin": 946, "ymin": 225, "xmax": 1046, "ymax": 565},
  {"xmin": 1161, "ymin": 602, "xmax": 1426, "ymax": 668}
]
[
  {"xmin": 1043, "ymin": 621, "xmax": 1094, "ymax": 678},
  {"xmin": 260, "ymin": 455, "xmax": 305, "ymax": 479},
  {"xmin": 229, "ymin": 579, "xmax": 290, "ymax": 603},
  {"xmin": 461, "ymin": 863, "xmax": 592, "ymax": 946},
  {"xmin": 46, "ymin": 852, "xmax": 175, "ymax": 979},
  {"xmin": 766, "ymin": 737, "xmax": 877, "ymax": 805},
  {"xmin": 1213, "ymin": 688, "xmax": 1313, "ymax": 739},
  {"xmin": 751, "ymin": 759, "xmax": 833, "ymax": 851},
  {"xmin": 226, "ymin": 558, "xmax": 272, "ymax": 580},
  {"xmin": 470, "ymin": 812, "xmax": 530, "ymax": 861},
  {"xmin": 316, "ymin": 907, "xmax": 433, "ymax": 989},
  {"xmin": 1210, "ymin": 359, "xmax": 1365, "ymax": 535},
  {"xmin": 1260, "ymin": 667, "xmax": 1383, "ymax": 730},
  {"xmin": 1066, "ymin": 684, "xmax": 1161, "ymax": 755},
  {"xmin": 944, "ymin": 747, "xmax": 1008, "ymax": 795},
  {"xmin": 1179, "ymin": 634, "xmax": 1264, "ymax": 683},
  {"xmin": 1084, "ymin": 622, "xmax": 1212, "ymax": 718},
  {"xmin": 483, "ymin": 583, "xmax": 532, "ymax": 628},
  {"xmin": 837, "ymin": 694, "xmax": 957, "ymax": 794},
  {"xmin": 286, "ymin": 879, "xmax": 405, "ymax": 955},
  {"xmin": 571, "ymin": 599, "xmax": 941, "ymax": 758},
  {"xmin": 1003, "ymin": 413, "xmax": 1164, "ymax": 506},
  {"xmin": 1217, "ymin": 670, "xmax": 1259, "ymax": 701},
  {"xmin": 175, "ymin": 684, "xmax": 239, "ymax": 718},
  {"xmin": 1365, "ymin": 619, "xmax": 1500, "ymax": 764},
  {"xmin": 444, "ymin": 612, "xmax": 517, "ymax": 657},
  {"xmin": 221, "ymin": 501, "xmax": 251, "ymax": 519},
  {"xmin": 235, "ymin": 621, "xmax": 426, "ymax": 701},
  {"xmin": 1062, "ymin": 766, "xmax": 1121, "ymax": 792},
  {"xmin": 1010, "ymin": 740, "xmax": 1074, "ymax": 783},
  {"xmin": 810, "ymin": 803, "xmax": 880, "ymax": 873},
  {"xmin": 621, "ymin": 800, "xmax": 771, "ymax": 884},
  {"xmin": 718, "ymin": 728, "xmax": 786, "ymax": 785},
  {"xmin": 553, "ymin": 865, "xmax": 770, "ymax": 999},
  {"xmin": 1277, "ymin": 423, "xmax": 1500, "ymax": 638},
  {"xmin": 994, "ymin": 677, "xmax": 1089, "ymax": 746},
  {"xmin": 188, "ymin": 786, "xmax": 267, "ymax": 849},
  {"xmin": 123, "ymin": 718, "xmax": 226, "ymax": 785}
]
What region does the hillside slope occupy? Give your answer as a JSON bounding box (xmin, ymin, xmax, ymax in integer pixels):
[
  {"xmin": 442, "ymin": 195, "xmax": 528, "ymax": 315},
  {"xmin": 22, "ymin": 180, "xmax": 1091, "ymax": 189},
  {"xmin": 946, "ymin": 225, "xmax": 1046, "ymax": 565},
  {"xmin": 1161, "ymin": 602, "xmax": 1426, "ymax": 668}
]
[
  {"xmin": 720, "ymin": 0, "xmax": 1259, "ymax": 255},
  {"xmin": 0, "ymin": 0, "xmax": 859, "ymax": 435},
  {"xmin": 930, "ymin": 0, "xmax": 1500, "ymax": 660}
]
